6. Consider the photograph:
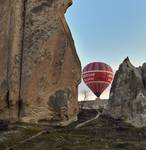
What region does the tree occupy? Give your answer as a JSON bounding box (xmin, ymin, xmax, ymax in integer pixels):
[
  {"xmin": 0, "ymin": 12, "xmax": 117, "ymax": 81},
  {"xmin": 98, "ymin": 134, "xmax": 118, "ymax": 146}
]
[{"xmin": 80, "ymin": 90, "xmax": 90, "ymax": 109}]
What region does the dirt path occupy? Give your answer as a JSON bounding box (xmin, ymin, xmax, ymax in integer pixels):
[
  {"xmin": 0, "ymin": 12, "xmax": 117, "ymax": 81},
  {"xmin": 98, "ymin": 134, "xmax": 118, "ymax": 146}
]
[{"xmin": 75, "ymin": 112, "xmax": 101, "ymax": 128}]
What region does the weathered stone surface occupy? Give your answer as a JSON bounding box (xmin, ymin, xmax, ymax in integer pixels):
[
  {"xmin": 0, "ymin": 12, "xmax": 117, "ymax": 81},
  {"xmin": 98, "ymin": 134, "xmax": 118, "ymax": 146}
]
[
  {"xmin": 0, "ymin": 0, "xmax": 24, "ymax": 121},
  {"xmin": 142, "ymin": 63, "xmax": 146, "ymax": 88},
  {"xmin": 0, "ymin": 0, "xmax": 81, "ymax": 125},
  {"xmin": 79, "ymin": 99, "xmax": 108, "ymax": 110},
  {"xmin": 105, "ymin": 58, "xmax": 146, "ymax": 127}
]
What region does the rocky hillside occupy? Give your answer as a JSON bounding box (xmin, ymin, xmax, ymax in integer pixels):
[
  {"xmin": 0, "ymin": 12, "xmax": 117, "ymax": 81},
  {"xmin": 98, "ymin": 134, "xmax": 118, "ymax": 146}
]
[
  {"xmin": 0, "ymin": 0, "xmax": 81, "ymax": 125},
  {"xmin": 0, "ymin": 113, "xmax": 146, "ymax": 150}
]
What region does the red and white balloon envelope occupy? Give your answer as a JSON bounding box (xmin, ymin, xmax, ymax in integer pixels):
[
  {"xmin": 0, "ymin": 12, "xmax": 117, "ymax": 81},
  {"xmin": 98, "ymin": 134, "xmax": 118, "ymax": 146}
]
[{"xmin": 82, "ymin": 62, "xmax": 114, "ymax": 98}]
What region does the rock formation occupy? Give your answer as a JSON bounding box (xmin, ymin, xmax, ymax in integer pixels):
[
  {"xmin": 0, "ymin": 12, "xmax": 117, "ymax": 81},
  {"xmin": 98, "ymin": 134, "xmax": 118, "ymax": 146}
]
[
  {"xmin": 0, "ymin": 0, "xmax": 81, "ymax": 125},
  {"xmin": 105, "ymin": 57, "xmax": 146, "ymax": 127},
  {"xmin": 79, "ymin": 99, "xmax": 108, "ymax": 110}
]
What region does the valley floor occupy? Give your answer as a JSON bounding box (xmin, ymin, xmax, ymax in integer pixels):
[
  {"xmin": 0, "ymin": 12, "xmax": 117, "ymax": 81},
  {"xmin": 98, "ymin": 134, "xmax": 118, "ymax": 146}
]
[{"xmin": 0, "ymin": 110, "xmax": 146, "ymax": 150}]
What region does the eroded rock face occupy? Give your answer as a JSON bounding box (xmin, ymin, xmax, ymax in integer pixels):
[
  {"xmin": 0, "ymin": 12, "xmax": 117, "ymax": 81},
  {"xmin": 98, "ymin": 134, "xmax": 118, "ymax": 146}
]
[
  {"xmin": 142, "ymin": 63, "xmax": 146, "ymax": 89},
  {"xmin": 0, "ymin": 0, "xmax": 81, "ymax": 125},
  {"xmin": 105, "ymin": 58, "xmax": 146, "ymax": 127},
  {"xmin": 0, "ymin": 0, "xmax": 24, "ymax": 121}
]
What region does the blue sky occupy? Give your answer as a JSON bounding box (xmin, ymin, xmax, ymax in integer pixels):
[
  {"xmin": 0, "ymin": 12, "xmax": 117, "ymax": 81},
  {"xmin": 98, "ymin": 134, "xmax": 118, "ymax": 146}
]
[{"xmin": 65, "ymin": 0, "xmax": 146, "ymax": 100}]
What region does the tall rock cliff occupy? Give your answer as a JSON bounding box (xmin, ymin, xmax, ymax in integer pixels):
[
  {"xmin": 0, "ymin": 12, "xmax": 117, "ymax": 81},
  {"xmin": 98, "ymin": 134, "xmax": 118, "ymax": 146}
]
[
  {"xmin": 0, "ymin": 0, "xmax": 81, "ymax": 125},
  {"xmin": 0, "ymin": 0, "xmax": 24, "ymax": 121},
  {"xmin": 106, "ymin": 58, "xmax": 146, "ymax": 127}
]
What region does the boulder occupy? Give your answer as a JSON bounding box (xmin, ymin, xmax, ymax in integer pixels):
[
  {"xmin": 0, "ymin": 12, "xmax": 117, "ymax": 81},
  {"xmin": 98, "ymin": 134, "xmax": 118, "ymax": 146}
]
[
  {"xmin": 0, "ymin": 0, "xmax": 81, "ymax": 125},
  {"xmin": 105, "ymin": 57, "xmax": 146, "ymax": 127}
]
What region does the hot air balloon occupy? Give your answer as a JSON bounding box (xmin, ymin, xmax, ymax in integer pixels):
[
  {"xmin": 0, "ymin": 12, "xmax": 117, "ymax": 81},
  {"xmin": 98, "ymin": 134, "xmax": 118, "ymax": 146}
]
[{"xmin": 82, "ymin": 62, "xmax": 114, "ymax": 98}]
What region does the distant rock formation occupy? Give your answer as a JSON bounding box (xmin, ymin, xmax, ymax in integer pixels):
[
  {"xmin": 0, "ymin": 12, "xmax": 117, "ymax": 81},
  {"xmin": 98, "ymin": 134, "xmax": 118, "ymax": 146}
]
[
  {"xmin": 79, "ymin": 99, "xmax": 108, "ymax": 110},
  {"xmin": 0, "ymin": 0, "xmax": 81, "ymax": 125},
  {"xmin": 105, "ymin": 57, "xmax": 146, "ymax": 127}
]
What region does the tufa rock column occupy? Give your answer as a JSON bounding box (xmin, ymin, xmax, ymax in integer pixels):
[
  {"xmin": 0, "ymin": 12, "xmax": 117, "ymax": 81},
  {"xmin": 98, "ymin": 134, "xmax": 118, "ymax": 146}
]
[
  {"xmin": 0, "ymin": 0, "xmax": 81, "ymax": 125},
  {"xmin": 105, "ymin": 58, "xmax": 146, "ymax": 127}
]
